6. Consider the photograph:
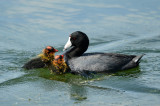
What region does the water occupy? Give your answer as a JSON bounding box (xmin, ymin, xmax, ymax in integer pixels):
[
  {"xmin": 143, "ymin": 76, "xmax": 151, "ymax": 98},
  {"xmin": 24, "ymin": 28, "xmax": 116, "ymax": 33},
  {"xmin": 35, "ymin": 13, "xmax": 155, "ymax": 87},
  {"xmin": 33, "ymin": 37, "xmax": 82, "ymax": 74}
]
[{"xmin": 0, "ymin": 0, "xmax": 160, "ymax": 105}]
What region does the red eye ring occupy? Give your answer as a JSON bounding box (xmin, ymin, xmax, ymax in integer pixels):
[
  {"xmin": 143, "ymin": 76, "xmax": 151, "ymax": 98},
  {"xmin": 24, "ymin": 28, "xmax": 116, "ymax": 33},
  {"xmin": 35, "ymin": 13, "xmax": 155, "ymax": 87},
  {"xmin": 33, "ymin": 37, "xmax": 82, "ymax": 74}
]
[
  {"xmin": 72, "ymin": 37, "xmax": 76, "ymax": 40},
  {"xmin": 69, "ymin": 35, "xmax": 76, "ymax": 40}
]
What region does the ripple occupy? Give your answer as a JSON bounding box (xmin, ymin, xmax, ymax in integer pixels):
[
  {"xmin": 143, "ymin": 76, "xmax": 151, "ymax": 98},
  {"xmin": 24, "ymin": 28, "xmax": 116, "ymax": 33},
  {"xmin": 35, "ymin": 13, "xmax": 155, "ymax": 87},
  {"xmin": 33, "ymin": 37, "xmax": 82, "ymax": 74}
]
[{"xmin": 0, "ymin": 71, "xmax": 25, "ymax": 84}]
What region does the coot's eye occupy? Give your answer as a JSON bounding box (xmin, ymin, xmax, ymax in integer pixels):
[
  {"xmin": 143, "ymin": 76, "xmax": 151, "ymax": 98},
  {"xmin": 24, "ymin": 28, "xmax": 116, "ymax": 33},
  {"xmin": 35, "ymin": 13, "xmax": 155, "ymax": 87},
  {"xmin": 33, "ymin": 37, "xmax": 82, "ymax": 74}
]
[{"xmin": 72, "ymin": 37, "xmax": 76, "ymax": 40}]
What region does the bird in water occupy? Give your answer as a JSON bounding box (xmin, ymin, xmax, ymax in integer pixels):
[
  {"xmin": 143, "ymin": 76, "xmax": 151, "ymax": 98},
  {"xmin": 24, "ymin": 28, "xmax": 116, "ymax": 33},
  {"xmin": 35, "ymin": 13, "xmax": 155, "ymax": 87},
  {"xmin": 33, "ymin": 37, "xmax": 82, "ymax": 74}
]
[
  {"xmin": 50, "ymin": 55, "xmax": 68, "ymax": 74},
  {"xmin": 22, "ymin": 46, "xmax": 58, "ymax": 70},
  {"xmin": 23, "ymin": 31, "xmax": 144, "ymax": 76},
  {"xmin": 63, "ymin": 31, "xmax": 144, "ymax": 75},
  {"xmin": 23, "ymin": 46, "xmax": 68, "ymax": 75}
]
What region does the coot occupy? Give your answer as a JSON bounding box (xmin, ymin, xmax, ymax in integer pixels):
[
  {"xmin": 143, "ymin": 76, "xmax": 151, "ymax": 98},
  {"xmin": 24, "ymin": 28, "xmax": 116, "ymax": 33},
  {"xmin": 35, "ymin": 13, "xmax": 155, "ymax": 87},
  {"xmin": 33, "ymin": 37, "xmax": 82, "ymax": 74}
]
[
  {"xmin": 50, "ymin": 55, "xmax": 68, "ymax": 74},
  {"xmin": 22, "ymin": 46, "xmax": 58, "ymax": 70},
  {"xmin": 63, "ymin": 31, "xmax": 144, "ymax": 74}
]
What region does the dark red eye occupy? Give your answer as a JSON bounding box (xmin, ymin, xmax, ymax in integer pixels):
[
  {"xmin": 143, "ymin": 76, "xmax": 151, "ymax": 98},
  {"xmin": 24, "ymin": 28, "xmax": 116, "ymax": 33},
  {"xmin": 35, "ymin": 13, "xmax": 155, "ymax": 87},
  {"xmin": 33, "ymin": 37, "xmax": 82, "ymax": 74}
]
[{"xmin": 72, "ymin": 37, "xmax": 76, "ymax": 40}]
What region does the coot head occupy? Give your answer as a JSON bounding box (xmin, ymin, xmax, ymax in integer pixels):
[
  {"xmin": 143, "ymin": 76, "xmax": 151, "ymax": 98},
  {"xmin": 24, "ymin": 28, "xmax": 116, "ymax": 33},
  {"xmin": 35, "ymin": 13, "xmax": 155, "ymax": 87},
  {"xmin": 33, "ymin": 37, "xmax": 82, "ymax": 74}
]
[
  {"xmin": 39, "ymin": 46, "xmax": 58, "ymax": 62},
  {"xmin": 64, "ymin": 31, "xmax": 89, "ymax": 51},
  {"xmin": 43, "ymin": 46, "xmax": 58, "ymax": 57},
  {"xmin": 54, "ymin": 55, "xmax": 64, "ymax": 64},
  {"xmin": 63, "ymin": 31, "xmax": 89, "ymax": 58}
]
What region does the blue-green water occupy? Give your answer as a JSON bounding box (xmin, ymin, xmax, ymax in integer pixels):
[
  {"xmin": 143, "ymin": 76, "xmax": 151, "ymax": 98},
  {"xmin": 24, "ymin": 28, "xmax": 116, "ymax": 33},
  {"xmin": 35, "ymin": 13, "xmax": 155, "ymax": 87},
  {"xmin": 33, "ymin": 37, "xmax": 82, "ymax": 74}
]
[{"xmin": 1, "ymin": 0, "xmax": 160, "ymax": 105}]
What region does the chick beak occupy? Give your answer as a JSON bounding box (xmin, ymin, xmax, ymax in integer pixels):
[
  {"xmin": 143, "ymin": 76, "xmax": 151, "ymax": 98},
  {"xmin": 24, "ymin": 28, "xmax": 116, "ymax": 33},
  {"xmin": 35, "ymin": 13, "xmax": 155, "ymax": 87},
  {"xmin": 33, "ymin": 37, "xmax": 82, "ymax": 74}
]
[
  {"xmin": 54, "ymin": 49, "xmax": 58, "ymax": 52},
  {"xmin": 61, "ymin": 55, "xmax": 64, "ymax": 58}
]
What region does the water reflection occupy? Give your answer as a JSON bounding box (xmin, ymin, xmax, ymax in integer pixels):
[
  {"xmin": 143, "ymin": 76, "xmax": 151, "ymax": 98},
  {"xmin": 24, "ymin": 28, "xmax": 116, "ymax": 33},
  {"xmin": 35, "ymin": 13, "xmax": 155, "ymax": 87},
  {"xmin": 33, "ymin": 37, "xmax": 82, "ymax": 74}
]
[{"xmin": 69, "ymin": 84, "xmax": 87, "ymax": 101}]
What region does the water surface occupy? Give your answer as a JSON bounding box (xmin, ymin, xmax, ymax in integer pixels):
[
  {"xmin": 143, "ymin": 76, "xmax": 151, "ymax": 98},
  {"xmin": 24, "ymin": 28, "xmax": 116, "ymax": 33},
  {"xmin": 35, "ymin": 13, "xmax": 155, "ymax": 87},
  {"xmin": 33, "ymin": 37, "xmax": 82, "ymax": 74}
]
[{"xmin": 0, "ymin": 0, "xmax": 160, "ymax": 105}]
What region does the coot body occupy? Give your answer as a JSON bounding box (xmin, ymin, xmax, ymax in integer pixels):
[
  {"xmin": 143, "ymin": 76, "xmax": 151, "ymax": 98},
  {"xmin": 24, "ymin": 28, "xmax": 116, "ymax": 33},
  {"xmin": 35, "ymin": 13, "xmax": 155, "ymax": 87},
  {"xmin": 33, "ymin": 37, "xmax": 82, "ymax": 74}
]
[{"xmin": 63, "ymin": 31, "xmax": 144, "ymax": 74}]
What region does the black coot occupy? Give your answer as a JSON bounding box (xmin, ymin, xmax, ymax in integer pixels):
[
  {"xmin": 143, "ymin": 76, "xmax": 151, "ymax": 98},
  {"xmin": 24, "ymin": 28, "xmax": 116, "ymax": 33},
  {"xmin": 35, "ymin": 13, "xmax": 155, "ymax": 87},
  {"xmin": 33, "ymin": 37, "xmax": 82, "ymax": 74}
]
[{"xmin": 63, "ymin": 31, "xmax": 144, "ymax": 74}]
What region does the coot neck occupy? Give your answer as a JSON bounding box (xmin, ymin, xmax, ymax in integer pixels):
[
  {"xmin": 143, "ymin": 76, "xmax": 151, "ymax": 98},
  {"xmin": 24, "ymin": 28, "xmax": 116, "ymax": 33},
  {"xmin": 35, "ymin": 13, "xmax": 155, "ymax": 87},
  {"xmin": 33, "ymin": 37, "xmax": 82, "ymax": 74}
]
[{"xmin": 65, "ymin": 45, "xmax": 88, "ymax": 59}]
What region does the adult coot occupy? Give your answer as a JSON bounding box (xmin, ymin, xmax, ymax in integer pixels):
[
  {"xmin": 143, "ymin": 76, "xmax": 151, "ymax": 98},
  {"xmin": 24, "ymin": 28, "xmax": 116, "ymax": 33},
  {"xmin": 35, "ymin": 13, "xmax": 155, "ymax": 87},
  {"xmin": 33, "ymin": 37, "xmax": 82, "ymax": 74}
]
[{"xmin": 63, "ymin": 31, "xmax": 144, "ymax": 74}]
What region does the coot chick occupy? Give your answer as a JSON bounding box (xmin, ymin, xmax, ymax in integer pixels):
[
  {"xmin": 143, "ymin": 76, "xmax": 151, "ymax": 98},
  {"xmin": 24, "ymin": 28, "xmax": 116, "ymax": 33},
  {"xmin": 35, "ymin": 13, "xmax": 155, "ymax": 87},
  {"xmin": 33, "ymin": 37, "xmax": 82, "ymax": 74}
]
[
  {"xmin": 22, "ymin": 46, "xmax": 58, "ymax": 70},
  {"xmin": 50, "ymin": 55, "xmax": 68, "ymax": 74}
]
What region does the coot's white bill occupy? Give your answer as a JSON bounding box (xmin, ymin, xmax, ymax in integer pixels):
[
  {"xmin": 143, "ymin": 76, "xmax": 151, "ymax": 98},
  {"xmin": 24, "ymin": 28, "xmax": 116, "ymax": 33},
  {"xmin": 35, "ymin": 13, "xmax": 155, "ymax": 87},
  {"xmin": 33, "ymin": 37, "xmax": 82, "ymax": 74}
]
[{"xmin": 63, "ymin": 37, "xmax": 72, "ymax": 51}]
